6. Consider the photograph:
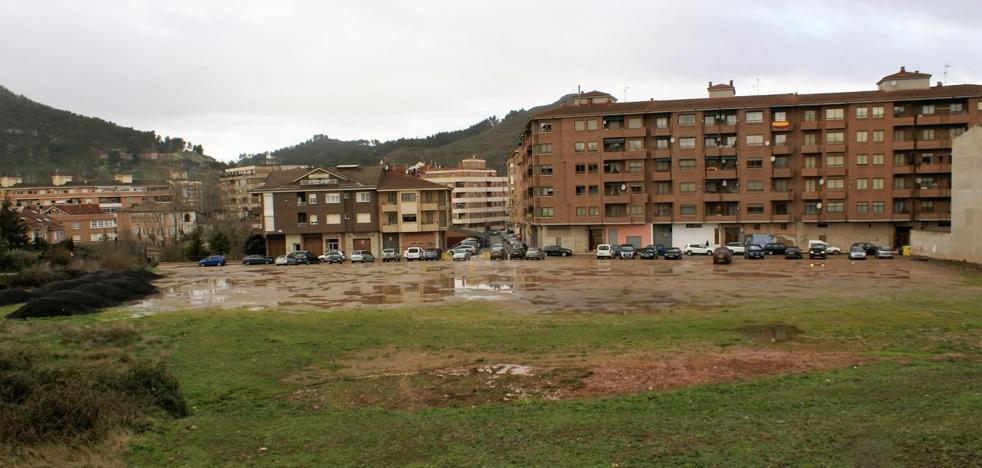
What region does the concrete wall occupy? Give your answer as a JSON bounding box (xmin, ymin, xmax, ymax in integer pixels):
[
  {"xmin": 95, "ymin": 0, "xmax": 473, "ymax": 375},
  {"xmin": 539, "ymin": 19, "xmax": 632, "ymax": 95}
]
[
  {"xmin": 539, "ymin": 225, "xmax": 590, "ymax": 252},
  {"xmin": 911, "ymin": 126, "xmax": 982, "ymax": 263},
  {"xmin": 672, "ymin": 223, "xmax": 718, "ymax": 249},
  {"xmin": 796, "ymin": 222, "xmax": 894, "ymax": 250}
]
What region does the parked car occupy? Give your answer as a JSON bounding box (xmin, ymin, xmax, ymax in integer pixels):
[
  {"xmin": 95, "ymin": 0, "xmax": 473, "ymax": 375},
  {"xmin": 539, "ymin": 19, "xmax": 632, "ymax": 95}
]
[
  {"xmin": 713, "ymin": 247, "xmax": 733, "ymax": 264},
  {"xmin": 524, "ymin": 248, "xmax": 546, "ymax": 260},
  {"xmin": 490, "ymin": 243, "xmax": 506, "ymax": 260},
  {"xmin": 350, "ymin": 250, "xmax": 374, "ymax": 263},
  {"xmin": 289, "ymin": 251, "xmax": 320, "ymax": 264},
  {"xmin": 423, "ymin": 248, "xmax": 441, "ymax": 261},
  {"xmin": 725, "ymin": 242, "xmax": 746, "ymax": 255},
  {"xmin": 404, "ymin": 246, "xmax": 424, "ymax": 261},
  {"xmin": 619, "ymin": 244, "xmax": 637, "ymax": 259},
  {"xmin": 596, "ymin": 244, "xmax": 614, "ymax": 259},
  {"xmin": 639, "ymin": 246, "xmax": 658, "ymax": 260},
  {"xmin": 763, "ymin": 243, "xmax": 787, "ymax": 256},
  {"xmin": 242, "ymin": 255, "xmax": 272, "ymax": 265},
  {"xmin": 382, "ymin": 248, "xmax": 401, "ymax": 262},
  {"xmin": 653, "ymin": 244, "xmax": 667, "ymax": 256},
  {"xmin": 853, "ymin": 242, "xmax": 878, "ymax": 257},
  {"xmin": 198, "ymin": 255, "xmax": 226, "ymax": 267},
  {"xmin": 319, "ymin": 250, "xmax": 346, "ymax": 262},
  {"xmin": 611, "ymin": 244, "xmax": 623, "ymax": 257},
  {"xmin": 809, "ymin": 245, "xmax": 827, "ymax": 259},
  {"xmin": 664, "ymin": 247, "xmax": 683, "ymax": 260},
  {"xmin": 321, "ymin": 251, "xmax": 344, "ymax": 264},
  {"xmin": 683, "ymin": 243, "xmax": 714, "ymax": 256},
  {"xmin": 784, "ymin": 246, "xmax": 803, "ymax": 260},
  {"xmin": 875, "ymin": 246, "xmax": 894, "ymax": 259},
  {"xmin": 848, "ymin": 244, "xmax": 868, "ymax": 260},
  {"xmin": 542, "ymin": 245, "xmax": 573, "ymax": 257},
  {"xmin": 808, "ymin": 240, "xmax": 840, "ymax": 255},
  {"xmin": 452, "ymin": 248, "xmax": 472, "ymax": 261},
  {"xmin": 509, "ymin": 242, "xmax": 527, "ymax": 260},
  {"xmin": 744, "ymin": 244, "xmax": 766, "ymax": 260},
  {"xmin": 275, "ymin": 255, "xmax": 297, "ymax": 266}
]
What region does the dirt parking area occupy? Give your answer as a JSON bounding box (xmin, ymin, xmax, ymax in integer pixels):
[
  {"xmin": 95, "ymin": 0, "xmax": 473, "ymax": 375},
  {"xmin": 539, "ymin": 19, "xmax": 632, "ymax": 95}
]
[{"xmin": 135, "ymin": 255, "xmax": 959, "ymax": 315}]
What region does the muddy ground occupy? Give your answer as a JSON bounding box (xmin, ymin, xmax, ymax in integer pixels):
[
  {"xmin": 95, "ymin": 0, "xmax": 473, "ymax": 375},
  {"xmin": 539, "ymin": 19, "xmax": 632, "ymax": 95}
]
[{"xmin": 137, "ymin": 255, "xmax": 947, "ymax": 315}]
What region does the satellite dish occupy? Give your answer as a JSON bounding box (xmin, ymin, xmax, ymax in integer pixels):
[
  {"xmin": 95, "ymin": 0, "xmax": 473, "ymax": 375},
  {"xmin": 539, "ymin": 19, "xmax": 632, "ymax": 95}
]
[
  {"xmin": 816, "ymin": 202, "xmax": 823, "ymax": 209},
  {"xmin": 915, "ymin": 177, "xmax": 922, "ymax": 184},
  {"xmin": 770, "ymin": 156, "xmax": 777, "ymax": 162},
  {"xmin": 765, "ymin": 141, "xmax": 770, "ymax": 146},
  {"xmin": 620, "ymin": 184, "xmax": 627, "ymax": 191},
  {"xmin": 670, "ymin": 137, "xmax": 676, "ymax": 143},
  {"xmin": 819, "ymin": 178, "xmax": 825, "ymax": 185}
]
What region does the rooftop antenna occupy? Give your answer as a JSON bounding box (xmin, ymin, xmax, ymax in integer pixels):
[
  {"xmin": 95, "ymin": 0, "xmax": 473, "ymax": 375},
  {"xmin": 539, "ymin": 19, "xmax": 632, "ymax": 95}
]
[
  {"xmin": 577, "ymin": 84, "xmax": 581, "ymax": 95},
  {"xmin": 755, "ymin": 77, "xmax": 760, "ymax": 95},
  {"xmin": 944, "ymin": 64, "xmax": 950, "ymax": 85},
  {"xmin": 623, "ymin": 86, "xmax": 630, "ymax": 102}
]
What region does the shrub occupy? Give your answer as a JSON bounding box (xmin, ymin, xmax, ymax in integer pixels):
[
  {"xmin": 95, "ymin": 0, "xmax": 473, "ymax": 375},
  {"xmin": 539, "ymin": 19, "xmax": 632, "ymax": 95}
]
[
  {"xmin": 0, "ymin": 266, "xmax": 86, "ymax": 290},
  {"xmin": 0, "ymin": 289, "xmax": 33, "ymax": 307},
  {"xmin": 45, "ymin": 245, "xmax": 74, "ymax": 267},
  {"xmin": 0, "ymin": 249, "xmax": 39, "ymax": 273},
  {"xmin": 80, "ymin": 241, "xmax": 147, "ymax": 271},
  {"xmin": 6, "ymin": 269, "xmax": 160, "ymax": 319}
]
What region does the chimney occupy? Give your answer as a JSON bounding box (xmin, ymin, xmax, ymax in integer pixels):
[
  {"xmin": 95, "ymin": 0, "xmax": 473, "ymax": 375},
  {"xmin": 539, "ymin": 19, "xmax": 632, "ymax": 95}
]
[
  {"xmin": 51, "ymin": 174, "xmax": 73, "ymax": 186},
  {"xmin": 708, "ymin": 80, "xmax": 736, "ymax": 98}
]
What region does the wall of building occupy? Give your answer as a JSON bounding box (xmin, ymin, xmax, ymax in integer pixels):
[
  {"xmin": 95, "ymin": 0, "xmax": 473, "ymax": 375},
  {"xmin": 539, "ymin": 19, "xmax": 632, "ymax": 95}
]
[
  {"xmin": 795, "ymin": 222, "xmax": 894, "ymax": 249},
  {"xmin": 539, "ymin": 225, "xmax": 590, "ymax": 251},
  {"xmin": 671, "ymin": 223, "xmax": 718, "ymax": 249},
  {"xmin": 605, "ymin": 224, "xmax": 650, "ymax": 247}
]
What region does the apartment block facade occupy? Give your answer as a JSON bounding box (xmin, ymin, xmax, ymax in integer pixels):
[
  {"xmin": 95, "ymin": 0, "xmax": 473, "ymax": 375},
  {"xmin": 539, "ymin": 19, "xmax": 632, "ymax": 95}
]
[
  {"xmin": 508, "ymin": 69, "xmax": 982, "ymax": 252},
  {"xmin": 220, "ymin": 164, "xmax": 308, "ymax": 225},
  {"xmin": 422, "ymin": 157, "xmax": 508, "ymax": 231},
  {"xmin": 253, "ymin": 166, "xmax": 451, "ymax": 257},
  {"xmin": 0, "ymin": 174, "xmax": 172, "ymax": 213},
  {"xmin": 42, "ymin": 204, "xmax": 118, "ymax": 243}
]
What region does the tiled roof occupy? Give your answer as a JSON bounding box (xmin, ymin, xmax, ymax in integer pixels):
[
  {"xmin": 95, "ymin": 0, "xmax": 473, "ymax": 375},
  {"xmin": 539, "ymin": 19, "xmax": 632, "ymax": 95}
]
[
  {"xmin": 19, "ymin": 208, "xmax": 63, "ymax": 230},
  {"xmin": 532, "ymin": 84, "xmax": 982, "ymax": 119},
  {"xmin": 43, "ymin": 204, "xmax": 104, "ymax": 216},
  {"xmin": 7, "ymin": 179, "xmax": 169, "ymax": 189},
  {"xmin": 580, "ymin": 90, "xmax": 615, "ymax": 99},
  {"xmin": 255, "ymin": 166, "xmax": 385, "ymax": 191},
  {"xmin": 708, "ymin": 83, "xmax": 735, "ymax": 90},
  {"xmin": 378, "ymin": 170, "xmax": 451, "ymax": 191},
  {"xmin": 877, "ymin": 67, "xmax": 932, "ymax": 84}
]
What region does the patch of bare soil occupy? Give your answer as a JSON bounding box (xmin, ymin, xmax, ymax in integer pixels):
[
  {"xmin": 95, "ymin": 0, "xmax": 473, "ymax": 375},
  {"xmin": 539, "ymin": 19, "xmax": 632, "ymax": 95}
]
[{"xmin": 284, "ymin": 346, "xmax": 862, "ymax": 410}]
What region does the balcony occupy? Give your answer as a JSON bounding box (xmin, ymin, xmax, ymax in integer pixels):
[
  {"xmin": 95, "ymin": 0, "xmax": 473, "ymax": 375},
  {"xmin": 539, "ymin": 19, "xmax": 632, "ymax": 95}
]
[
  {"xmin": 652, "ymin": 171, "xmax": 673, "ymax": 181},
  {"xmin": 602, "ymin": 194, "xmax": 631, "ymax": 204},
  {"xmin": 652, "ymin": 149, "xmax": 671, "ymax": 158},
  {"xmin": 704, "ymin": 147, "xmax": 737, "ymax": 157},
  {"xmin": 918, "ymin": 139, "xmax": 952, "ymax": 150},
  {"xmin": 916, "ymin": 163, "xmax": 951, "ymax": 174},
  {"xmin": 420, "ymin": 202, "xmax": 439, "ymax": 211},
  {"xmin": 918, "ymin": 114, "xmax": 970, "ymax": 125},
  {"xmin": 708, "ymin": 214, "xmax": 737, "ymax": 223},
  {"xmin": 705, "ymin": 168, "xmax": 737, "ymax": 179},
  {"xmin": 602, "ymin": 127, "xmax": 647, "ymax": 138},
  {"xmin": 772, "ymin": 168, "xmax": 793, "ymax": 178},
  {"xmin": 824, "ymin": 143, "xmax": 847, "ymax": 153},
  {"xmin": 821, "ymin": 213, "xmax": 846, "ymax": 222},
  {"xmin": 770, "ymin": 191, "xmax": 794, "ymax": 201},
  {"xmin": 801, "ymin": 191, "xmax": 821, "ymax": 200},
  {"xmin": 651, "ymin": 193, "xmax": 675, "ymax": 203},
  {"xmin": 770, "ymin": 214, "xmax": 792, "ymax": 223},
  {"xmin": 800, "ymin": 214, "xmax": 819, "ymax": 222},
  {"xmin": 800, "ymin": 121, "xmax": 820, "ymax": 130},
  {"xmin": 652, "ymin": 215, "xmax": 673, "ymax": 224},
  {"xmin": 824, "ymin": 119, "xmax": 846, "ymax": 129},
  {"xmin": 801, "ymin": 167, "xmax": 820, "ymax": 177},
  {"xmin": 772, "ymin": 145, "xmax": 793, "ymax": 155},
  {"xmin": 892, "ymin": 141, "xmax": 915, "ymax": 151},
  {"xmin": 770, "ymin": 121, "xmax": 793, "ymax": 131},
  {"xmin": 703, "ymin": 124, "xmax": 737, "ymax": 134},
  {"xmin": 892, "ymin": 188, "xmax": 913, "ymax": 198},
  {"xmin": 821, "ymin": 166, "xmax": 847, "ymax": 177},
  {"xmin": 916, "ymin": 188, "xmax": 951, "ymax": 198},
  {"xmin": 382, "ymin": 203, "xmax": 399, "ymax": 211},
  {"xmin": 801, "ymin": 145, "xmax": 822, "ymax": 154},
  {"xmin": 892, "ymin": 165, "xmax": 914, "ymax": 174},
  {"xmin": 741, "ymin": 213, "xmax": 770, "ymax": 223},
  {"xmin": 893, "ymin": 116, "xmax": 915, "ymax": 126},
  {"xmin": 653, "ymin": 127, "xmax": 672, "ymax": 136}
]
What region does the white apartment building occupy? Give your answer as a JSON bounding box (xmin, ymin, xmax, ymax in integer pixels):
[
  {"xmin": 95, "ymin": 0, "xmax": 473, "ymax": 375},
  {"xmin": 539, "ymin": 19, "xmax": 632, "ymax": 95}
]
[{"xmin": 422, "ymin": 157, "xmax": 508, "ymax": 231}]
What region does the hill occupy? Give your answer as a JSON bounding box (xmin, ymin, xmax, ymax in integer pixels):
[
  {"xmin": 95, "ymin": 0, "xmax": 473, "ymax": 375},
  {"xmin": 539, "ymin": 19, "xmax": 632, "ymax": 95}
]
[
  {"xmin": 0, "ymin": 85, "xmax": 222, "ymax": 183},
  {"xmin": 241, "ymin": 95, "xmax": 575, "ymax": 172}
]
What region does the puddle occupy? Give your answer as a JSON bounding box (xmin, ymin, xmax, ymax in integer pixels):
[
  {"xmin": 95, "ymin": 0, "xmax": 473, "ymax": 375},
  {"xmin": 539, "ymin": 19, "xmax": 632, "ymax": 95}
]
[{"xmin": 741, "ymin": 324, "xmax": 804, "ymax": 343}]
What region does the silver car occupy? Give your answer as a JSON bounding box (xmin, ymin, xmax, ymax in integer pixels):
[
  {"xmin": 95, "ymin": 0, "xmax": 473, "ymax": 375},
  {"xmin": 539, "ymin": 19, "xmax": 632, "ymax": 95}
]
[
  {"xmin": 848, "ymin": 246, "xmax": 867, "ymax": 260},
  {"xmin": 875, "ymin": 246, "xmax": 894, "ymax": 259},
  {"xmin": 452, "ymin": 248, "xmax": 472, "ymax": 261}
]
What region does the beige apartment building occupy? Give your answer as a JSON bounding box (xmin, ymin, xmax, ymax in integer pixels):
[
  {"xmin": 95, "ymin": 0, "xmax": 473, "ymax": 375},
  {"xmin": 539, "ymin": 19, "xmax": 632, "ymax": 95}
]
[
  {"xmin": 220, "ymin": 164, "xmax": 307, "ymax": 224},
  {"xmin": 1, "ymin": 174, "xmax": 172, "ymax": 213},
  {"xmin": 422, "ymin": 157, "xmax": 508, "ymax": 231},
  {"xmin": 508, "ymin": 68, "xmax": 982, "ymax": 252}
]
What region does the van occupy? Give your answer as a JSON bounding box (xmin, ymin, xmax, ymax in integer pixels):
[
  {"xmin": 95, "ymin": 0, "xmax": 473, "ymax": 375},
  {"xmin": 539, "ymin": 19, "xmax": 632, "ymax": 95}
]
[{"xmin": 404, "ymin": 246, "xmax": 424, "ymax": 261}]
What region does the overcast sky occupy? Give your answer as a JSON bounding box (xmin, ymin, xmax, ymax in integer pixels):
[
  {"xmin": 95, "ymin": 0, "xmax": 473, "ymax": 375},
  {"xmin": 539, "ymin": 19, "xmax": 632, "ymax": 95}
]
[{"xmin": 2, "ymin": 0, "xmax": 980, "ymax": 161}]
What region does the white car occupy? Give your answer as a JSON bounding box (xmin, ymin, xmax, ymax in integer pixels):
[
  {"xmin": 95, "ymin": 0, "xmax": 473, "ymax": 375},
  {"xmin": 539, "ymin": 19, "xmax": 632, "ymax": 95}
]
[
  {"xmin": 596, "ymin": 244, "xmax": 614, "ymax": 259},
  {"xmin": 683, "ymin": 244, "xmax": 715, "ymax": 256},
  {"xmin": 848, "ymin": 247, "xmax": 867, "ymax": 260},
  {"xmin": 725, "ymin": 242, "xmax": 746, "ymax": 255},
  {"xmin": 808, "ymin": 241, "xmax": 841, "ymax": 255},
  {"xmin": 350, "ymin": 250, "xmax": 373, "ymax": 263},
  {"xmin": 452, "ymin": 248, "xmax": 472, "ymax": 261},
  {"xmin": 404, "ymin": 246, "xmax": 424, "ymax": 261},
  {"xmin": 318, "ymin": 250, "xmax": 346, "ymax": 262}
]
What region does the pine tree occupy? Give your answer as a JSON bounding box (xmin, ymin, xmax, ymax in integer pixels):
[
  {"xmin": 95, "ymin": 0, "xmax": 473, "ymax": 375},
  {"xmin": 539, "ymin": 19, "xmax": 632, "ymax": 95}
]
[{"xmin": 0, "ymin": 200, "xmax": 29, "ymax": 251}]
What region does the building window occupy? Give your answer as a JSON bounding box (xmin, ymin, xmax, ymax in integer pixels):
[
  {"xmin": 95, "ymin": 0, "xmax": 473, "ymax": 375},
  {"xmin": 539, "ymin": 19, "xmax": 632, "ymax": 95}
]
[
  {"xmin": 826, "ymin": 131, "xmax": 844, "ymax": 143},
  {"xmin": 627, "ymin": 117, "xmax": 643, "ymax": 129},
  {"xmin": 587, "ymin": 141, "xmax": 598, "ymax": 152},
  {"xmin": 588, "ymin": 185, "xmax": 599, "ymax": 195},
  {"xmin": 589, "ymin": 206, "xmax": 600, "ymax": 216},
  {"xmin": 308, "ymin": 193, "xmax": 318, "ymax": 204},
  {"xmin": 587, "ymin": 163, "xmax": 599, "ymax": 173},
  {"xmin": 803, "ymin": 109, "xmax": 817, "ymax": 122},
  {"xmin": 309, "ymin": 214, "xmax": 319, "ymax": 225},
  {"xmin": 533, "ymin": 144, "xmax": 552, "ymax": 154},
  {"xmin": 856, "ymin": 178, "xmax": 868, "ymax": 190},
  {"xmin": 826, "ymin": 178, "xmax": 844, "ymax": 190},
  {"xmin": 855, "ymin": 107, "xmax": 868, "ymax": 119},
  {"xmin": 679, "ymin": 159, "xmax": 696, "ymax": 171},
  {"xmin": 745, "ymin": 111, "xmax": 763, "ymax": 123},
  {"xmin": 872, "ymin": 178, "xmax": 884, "ymax": 190},
  {"xmin": 872, "ymin": 153, "xmax": 884, "ymax": 165},
  {"xmin": 746, "ymin": 134, "xmax": 764, "ymax": 146},
  {"xmin": 703, "ymin": 114, "xmax": 716, "ymax": 126},
  {"xmin": 825, "ymin": 108, "xmax": 844, "ymax": 120},
  {"xmin": 826, "ymin": 201, "xmax": 844, "ymax": 213},
  {"xmin": 71, "ymin": 221, "xmax": 80, "ymax": 230},
  {"xmin": 920, "ymin": 128, "xmax": 935, "ymax": 140},
  {"xmin": 680, "ymin": 204, "xmax": 697, "ymax": 215},
  {"xmin": 951, "ymin": 127, "xmax": 965, "ymax": 139},
  {"xmin": 746, "ymin": 204, "xmax": 765, "ymax": 214},
  {"xmin": 746, "ymin": 181, "xmax": 764, "ymax": 192},
  {"xmin": 856, "ymin": 202, "xmax": 868, "ymax": 213},
  {"xmin": 575, "ymin": 185, "xmax": 586, "ymax": 195},
  {"xmin": 773, "ymin": 111, "xmax": 787, "ymax": 122},
  {"xmin": 679, "ymin": 137, "xmax": 696, "ymax": 149},
  {"xmin": 574, "ymin": 120, "xmax": 585, "ymax": 131},
  {"xmin": 539, "ymin": 207, "xmax": 554, "ymax": 217},
  {"xmin": 627, "ymin": 161, "xmax": 643, "ymax": 173},
  {"xmin": 826, "ymin": 154, "xmax": 845, "ymax": 167},
  {"xmin": 656, "ymin": 138, "xmax": 670, "ymax": 150},
  {"xmin": 921, "ymin": 200, "xmax": 935, "ymax": 212},
  {"xmin": 386, "ymin": 213, "xmax": 397, "ymax": 225},
  {"xmin": 893, "ymin": 177, "xmax": 907, "ymax": 190},
  {"xmin": 921, "ymin": 104, "xmax": 935, "ymax": 115},
  {"xmin": 537, "ymin": 165, "xmax": 552, "ymax": 175},
  {"xmin": 629, "ymin": 205, "xmax": 643, "ymax": 216},
  {"xmin": 655, "ymin": 159, "xmax": 671, "ymax": 172},
  {"xmin": 774, "ymin": 134, "xmax": 787, "ymax": 146},
  {"xmin": 574, "ymin": 142, "xmax": 585, "ymax": 152},
  {"xmin": 575, "ymin": 163, "xmax": 586, "ymax": 174},
  {"xmin": 356, "ymin": 192, "xmax": 371, "ymax": 203},
  {"xmin": 856, "ymin": 130, "xmax": 868, "ymax": 143},
  {"xmin": 538, "ymin": 122, "xmax": 553, "ymax": 133},
  {"xmin": 627, "ymin": 139, "xmax": 643, "ymax": 151},
  {"xmin": 856, "ymin": 154, "xmax": 868, "ymax": 166},
  {"xmin": 656, "ymin": 182, "xmax": 671, "ymax": 194},
  {"xmin": 401, "ymin": 213, "xmax": 417, "ymax": 223},
  {"xmin": 655, "ymin": 116, "xmax": 669, "ymax": 128},
  {"xmin": 538, "ymin": 186, "xmax": 554, "ymax": 197},
  {"xmin": 871, "ymin": 130, "xmax": 884, "ymax": 142},
  {"xmin": 872, "ymin": 202, "xmax": 884, "ymax": 213},
  {"xmin": 804, "ymin": 202, "xmax": 819, "ymax": 214},
  {"xmin": 949, "ymin": 103, "xmax": 963, "ymax": 114},
  {"xmin": 587, "ymin": 120, "xmax": 598, "ymax": 131},
  {"xmin": 872, "ymin": 106, "xmax": 884, "ymax": 118},
  {"xmin": 773, "ymin": 179, "xmax": 789, "ymax": 192},
  {"xmin": 747, "ymin": 159, "xmax": 763, "ymax": 169},
  {"xmin": 357, "ymin": 213, "xmax": 371, "ymax": 224},
  {"xmin": 679, "ymin": 182, "xmax": 696, "ymax": 193},
  {"xmin": 576, "ymin": 207, "xmax": 586, "ymax": 216},
  {"xmin": 678, "ymin": 114, "xmax": 696, "ymax": 126},
  {"xmin": 401, "ymin": 192, "xmax": 416, "ymax": 202},
  {"xmin": 321, "ymin": 193, "xmax": 338, "ymax": 204}
]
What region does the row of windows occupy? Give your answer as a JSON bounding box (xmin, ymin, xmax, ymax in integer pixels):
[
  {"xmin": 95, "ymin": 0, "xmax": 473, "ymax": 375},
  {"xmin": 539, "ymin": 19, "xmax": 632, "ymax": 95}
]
[
  {"xmin": 299, "ymin": 213, "xmax": 372, "ymax": 225},
  {"xmin": 298, "ymin": 192, "xmax": 372, "ymax": 205}
]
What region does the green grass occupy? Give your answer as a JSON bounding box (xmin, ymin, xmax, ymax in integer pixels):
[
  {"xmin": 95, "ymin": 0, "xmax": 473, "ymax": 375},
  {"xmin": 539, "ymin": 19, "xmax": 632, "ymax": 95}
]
[{"xmin": 1, "ymin": 288, "xmax": 980, "ymax": 466}]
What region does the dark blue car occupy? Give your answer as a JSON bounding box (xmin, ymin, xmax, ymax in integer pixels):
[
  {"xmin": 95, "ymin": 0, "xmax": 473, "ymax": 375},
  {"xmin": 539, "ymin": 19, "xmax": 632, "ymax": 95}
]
[{"xmin": 198, "ymin": 255, "xmax": 226, "ymax": 267}]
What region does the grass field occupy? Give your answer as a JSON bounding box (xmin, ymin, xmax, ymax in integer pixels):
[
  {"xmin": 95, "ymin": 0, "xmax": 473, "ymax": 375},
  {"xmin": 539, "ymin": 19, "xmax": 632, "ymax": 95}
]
[{"xmin": 1, "ymin": 268, "xmax": 981, "ymax": 466}]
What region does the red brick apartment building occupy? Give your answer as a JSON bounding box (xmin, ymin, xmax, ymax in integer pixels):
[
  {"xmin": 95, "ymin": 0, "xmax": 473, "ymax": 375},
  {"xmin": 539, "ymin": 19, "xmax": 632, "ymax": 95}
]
[{"xmin": 508, "ymin": 68, "xmax": 982, "ymax": 252}]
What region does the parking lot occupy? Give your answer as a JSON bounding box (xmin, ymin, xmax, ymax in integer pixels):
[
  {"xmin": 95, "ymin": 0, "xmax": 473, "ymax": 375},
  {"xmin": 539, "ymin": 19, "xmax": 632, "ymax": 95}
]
[{"xmin": 136, "ymin": 253, "xmax": 957, "ymax": 315}]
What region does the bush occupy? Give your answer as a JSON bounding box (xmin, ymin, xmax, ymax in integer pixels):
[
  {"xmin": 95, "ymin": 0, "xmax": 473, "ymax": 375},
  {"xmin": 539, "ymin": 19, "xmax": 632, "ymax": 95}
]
[
  {"xmin": 6, "ymin": 269, "xmax": 160, "ymax": 319},
  {"xmin": 45, "ymin": 245, "xmax": 74, "ymax": 267},
  {"xmin": 0, "ymin": 266, "xmax": 86, "ymax": 290},
  {"xmin": 0, "ymin": 289, "xmax": 33, "ymax": 307},
  {"xmin": 80, "ymin": 241, "xmax": 146, "ymax": 271},
  {"xmin": 0, "ymin": 348, "xmax": 186, "ymax": 447},
  {"xmin": 0, "ymin": 249, "xmax": 39, "ymax": 273}
]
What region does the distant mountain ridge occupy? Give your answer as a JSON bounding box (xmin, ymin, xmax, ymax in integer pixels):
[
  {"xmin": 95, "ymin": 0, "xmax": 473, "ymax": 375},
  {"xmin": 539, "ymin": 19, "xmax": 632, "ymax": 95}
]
[
  {"xmin": 0, "ymin": 85, "xmax": 221, "ymax": 183},
  {"xmin": 240, "ymin": 95, "xmax": 577, "ymax": 172}
]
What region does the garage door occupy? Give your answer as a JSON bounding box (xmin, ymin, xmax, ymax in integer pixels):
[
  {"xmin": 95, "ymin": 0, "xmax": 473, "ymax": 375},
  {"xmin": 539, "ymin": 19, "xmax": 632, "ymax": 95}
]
[
  {"xmin": 302, "ymin": 234, "xmax": 323, "ymax": 256},
  {"xmin": 266, "ymin": 234, "xmax": 286, "ymax": 257},
  {"xmin": 353, "ymin": 238, "xmax": 372, "ymax": 253}
]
